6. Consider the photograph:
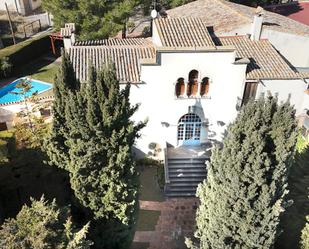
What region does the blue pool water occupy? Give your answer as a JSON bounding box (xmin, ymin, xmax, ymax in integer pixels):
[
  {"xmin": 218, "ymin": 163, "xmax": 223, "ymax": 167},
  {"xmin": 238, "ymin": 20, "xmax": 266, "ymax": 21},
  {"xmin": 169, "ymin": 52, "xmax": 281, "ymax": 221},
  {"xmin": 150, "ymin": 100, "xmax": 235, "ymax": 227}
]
[{"xmin": 0, "ymin": 78, "xmax": 52, "ymax": 104}]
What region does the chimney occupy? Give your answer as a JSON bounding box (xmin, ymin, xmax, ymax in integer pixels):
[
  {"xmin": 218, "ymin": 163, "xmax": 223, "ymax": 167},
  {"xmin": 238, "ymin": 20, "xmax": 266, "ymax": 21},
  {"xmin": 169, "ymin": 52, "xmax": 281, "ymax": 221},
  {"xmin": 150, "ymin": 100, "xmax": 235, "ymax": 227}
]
[
  {"xmin": 61, "ymin": 23, "xmax": 76, "ymax": 52},
  {"xmin": 251, "ymin": 7, "xmax": 264, "ymax": 41}
]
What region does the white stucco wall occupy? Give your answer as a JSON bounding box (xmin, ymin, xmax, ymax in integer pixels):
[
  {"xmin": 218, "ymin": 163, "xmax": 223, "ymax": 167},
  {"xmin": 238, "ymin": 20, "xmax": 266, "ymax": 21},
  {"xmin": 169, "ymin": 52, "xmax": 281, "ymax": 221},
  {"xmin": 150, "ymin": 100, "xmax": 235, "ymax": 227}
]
[
  {"xmin": 129, "ymin": 50, "xmax": 247, "ymax": 154},
  {"xmin": 260, "ymin": 30, "xmax": 309, "ymax": 68},
  {"xmin": 0, "ymin": 0, "xmax": 42, "ymax": 15},
  {"xmin": 30, "ymin": 0, "xmax": 41, "ymax": 10},
  {"xmin": 301, "ymin": 93, "xmax": 309, "ymax": 113},
  {"xmin": 0, "ymin": 0, "xmax": 17, "ymax": 12},
  {"xmin": 256, "ymin": 79, "xmax": 308, "ymax": 115},
  {"xmin": 152, "ymin": 20, "xmax": 162, "ymax": 47}
]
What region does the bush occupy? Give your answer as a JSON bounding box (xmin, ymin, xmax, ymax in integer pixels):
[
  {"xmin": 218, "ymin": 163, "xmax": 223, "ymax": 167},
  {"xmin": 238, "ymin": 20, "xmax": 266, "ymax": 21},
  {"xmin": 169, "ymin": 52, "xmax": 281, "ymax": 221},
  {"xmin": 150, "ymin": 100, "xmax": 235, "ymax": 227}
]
[
  {"xmin": 0, "ymin": 34, "xmax": 51, "ymax": 74},
  {"xmin": 0, "ymin": 130, "xmax": 14, "ymax": 163},
  {"xmin": 301, "ymin": 215, "xmax": 309, "ymax": 249},
  {"xmin": 0, "ymin": 57, "xmax": 12, "ymax": 78},
  {"xmin": 156, "ymin": 163, "xmax": 165, "ymax": 189},
  {"xmin": 136, "ymin": 157, "xmax": 161, "ymax": 167}
]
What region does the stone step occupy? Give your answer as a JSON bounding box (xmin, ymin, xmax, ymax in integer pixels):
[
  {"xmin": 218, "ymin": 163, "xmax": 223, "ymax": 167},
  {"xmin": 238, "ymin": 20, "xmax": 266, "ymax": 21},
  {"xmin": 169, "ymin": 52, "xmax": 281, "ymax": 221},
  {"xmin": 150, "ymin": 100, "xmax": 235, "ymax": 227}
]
[
  {"xmin": 168, "ymin": 186, "xmax": 197, "ymax": 192},
  {"xmin": 169, "ymin": 182, "xmax": 202, "ymax": 187},
  {"xmin": 168, "ymin": 168, "xmax": 206, "ymax": 173},
  {"xmin": 165, "ymin": 192, "xmax": 196, "ymax": 197},
  {"xmin": 168, "ymin": 158, "xmax": 208, "ymax": 163},
  {"xmin": 168, "ymin": 163, "xmax": 207, "ymax": 169},
  {"xmin": 169, "ymin": 172, "xmax": 207, "ymax": 178},
  {"xmin": 169, "ymin": 177, "xmax": 205, "ymax": 183}
]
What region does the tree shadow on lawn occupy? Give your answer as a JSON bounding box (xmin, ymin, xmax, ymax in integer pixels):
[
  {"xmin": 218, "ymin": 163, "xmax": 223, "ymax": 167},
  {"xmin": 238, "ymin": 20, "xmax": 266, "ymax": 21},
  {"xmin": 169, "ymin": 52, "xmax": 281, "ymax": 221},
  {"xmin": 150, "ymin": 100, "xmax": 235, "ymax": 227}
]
[
  {"xmin": 138, "ymin": 165, "xmax": 165, "ymax": 202},
  {"xmin": 275, "ymin": 147, "xmax": 309, "ymax": 249},
  {"xmin": 0, "ymin": 148, "xmax": 71, "ymax": 223},
  {"xmin": 15, "ymin": 55, "xmax": 58, "ymax": 79}
]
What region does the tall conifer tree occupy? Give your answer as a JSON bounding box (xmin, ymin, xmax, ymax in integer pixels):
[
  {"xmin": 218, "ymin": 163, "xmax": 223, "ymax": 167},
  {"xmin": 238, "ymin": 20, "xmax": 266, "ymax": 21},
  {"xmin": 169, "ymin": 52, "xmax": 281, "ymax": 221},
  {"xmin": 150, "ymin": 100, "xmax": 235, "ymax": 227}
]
[
  {"xmin": 45, "ymin": 52, "xmax": 79, "ymax": 170},
  {"xmin": 46, "ymin": 59, "xmax": 145, "ymax": 248},
  {"xmin": 188, "ymin": 97, "xmax": 297, "ymax": 249}
]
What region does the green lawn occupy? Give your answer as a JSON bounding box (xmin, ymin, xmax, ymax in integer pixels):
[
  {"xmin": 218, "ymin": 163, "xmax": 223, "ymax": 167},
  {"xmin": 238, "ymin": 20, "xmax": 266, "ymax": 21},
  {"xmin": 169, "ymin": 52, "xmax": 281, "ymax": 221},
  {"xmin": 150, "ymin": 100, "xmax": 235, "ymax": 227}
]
[
  {"xmin": 15, "ymin": 57, "xmax": 59, "ymax": 84},
  {"xmin": 139, "ymin": 166, "xmax": 165, "ymax": 202},
  {"xmin": 136, "ymin": 209, "xmax": 161, "ymax": 231},
  {"xmin": 130, "ymin": 242, "xmax": 150, "ymax": 249}
]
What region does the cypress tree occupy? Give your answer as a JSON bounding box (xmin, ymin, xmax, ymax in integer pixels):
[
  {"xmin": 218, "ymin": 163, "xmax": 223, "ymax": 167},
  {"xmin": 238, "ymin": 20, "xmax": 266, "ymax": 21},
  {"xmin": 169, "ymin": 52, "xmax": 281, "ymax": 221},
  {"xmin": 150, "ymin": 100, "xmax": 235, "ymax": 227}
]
[
  {"xmin": 64, "ymin": 64, "xmax": 145, "ymax": 223},
  {"xmin": 46, "ymin": 60, "xmax": 145, "ymax": 248},
  {"xmin": 188, "ymin": 97, "xmax": 297, "ymax": 249},
  {"xmin": 45, "ymin": 52, "xmax": 79, "ymax": 170},
  {"xmin": 301, "ymin": 214, "xmax": 309, "ymax": 249}
]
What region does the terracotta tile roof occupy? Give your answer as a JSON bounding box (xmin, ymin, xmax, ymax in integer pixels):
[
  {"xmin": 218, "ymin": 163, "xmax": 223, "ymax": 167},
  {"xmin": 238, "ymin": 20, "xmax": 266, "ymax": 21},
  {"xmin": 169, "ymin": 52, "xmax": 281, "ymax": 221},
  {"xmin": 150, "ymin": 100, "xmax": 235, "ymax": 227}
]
[
  {"xmin": 60, "ymin": 23, "xmax": 75, "ymax": 37},
  {"xmin": 166, "ymin": 0, "xmax": 249, "ymax": 33},
  {"xmin": 266, "ymin": 2, "xmax": 309, "ymax": 26},
  {"xmin": 74, "ymin": 38, "xmax": 153, "ymax": 46},
  {"xmin": 167, "ymin": 0, "xmax": 309, "ymax": 36},
  {"xmin": 154, "ymin": 17, "xmax": 215, "ymax": 47},
  {"xmin": 69, "ymin": 40, "xmax": 155, "ymax": 83},
  {"xmin": 217, "ymin": 35, "xmax": 301, "ymax": 79}
]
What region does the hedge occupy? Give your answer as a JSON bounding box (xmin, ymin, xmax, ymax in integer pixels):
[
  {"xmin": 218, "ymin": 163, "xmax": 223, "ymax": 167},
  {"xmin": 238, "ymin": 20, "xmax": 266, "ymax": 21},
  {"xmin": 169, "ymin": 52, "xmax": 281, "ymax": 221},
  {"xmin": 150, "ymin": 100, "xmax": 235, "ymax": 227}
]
[
  {"xmin": 0, "ymin": 34, "xmax": 51, "ymax": 73},
  {"xmin": 0, "ymin": 130, "xmax": 15, "ymax": 163}
]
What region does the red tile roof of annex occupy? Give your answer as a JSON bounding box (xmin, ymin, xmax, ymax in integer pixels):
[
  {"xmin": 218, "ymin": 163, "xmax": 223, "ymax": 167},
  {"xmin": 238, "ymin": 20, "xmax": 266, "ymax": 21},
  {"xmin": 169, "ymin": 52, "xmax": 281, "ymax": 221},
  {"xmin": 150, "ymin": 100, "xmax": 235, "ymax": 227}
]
[{"xmin": 267, "ymin": 2, "xmax": 309, "ymax": 26}]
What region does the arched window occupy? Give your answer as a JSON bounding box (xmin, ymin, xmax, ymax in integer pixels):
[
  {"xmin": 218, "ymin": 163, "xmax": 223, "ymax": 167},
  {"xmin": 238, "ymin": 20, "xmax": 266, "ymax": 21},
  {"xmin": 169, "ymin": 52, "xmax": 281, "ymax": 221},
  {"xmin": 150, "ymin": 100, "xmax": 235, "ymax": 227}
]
[
  {"xmin": 200, "ymin": 77, "xmax": 210, "ymax": 96},
  {"xmin": 175, "ymin": 78, "xmax": 185, "ymax": 97},
  {"xmin": 177, "ymin": 113, "xmax": 202, "ymax": 145},
  {"xmin": 187, "ymin": 70, "xmax": 198, "ymax": 97}
]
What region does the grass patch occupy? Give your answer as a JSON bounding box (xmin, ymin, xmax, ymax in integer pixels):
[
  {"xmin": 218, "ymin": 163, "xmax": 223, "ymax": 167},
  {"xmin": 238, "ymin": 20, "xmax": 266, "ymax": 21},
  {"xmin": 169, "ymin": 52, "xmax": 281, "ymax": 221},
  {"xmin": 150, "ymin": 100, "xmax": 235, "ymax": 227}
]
[
  {"xmin": 136, "ymin": 209, "xmax": 160, "ymax": 231},
  {"xmin": 29, "ymin": 62, "xmax": 58, "ymax": 83},
  {"xmin": 139, "ymin": 166, "xmax": 164, "ymax": 202},
  {"xmin": 16, "ymin": 57, "xmax": 59, "ymax": 84}
]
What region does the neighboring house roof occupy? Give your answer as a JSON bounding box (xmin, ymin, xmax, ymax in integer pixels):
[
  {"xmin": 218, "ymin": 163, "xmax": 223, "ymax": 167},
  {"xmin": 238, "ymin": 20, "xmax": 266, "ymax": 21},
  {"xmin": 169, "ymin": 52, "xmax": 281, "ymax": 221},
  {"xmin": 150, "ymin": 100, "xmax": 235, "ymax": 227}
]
[
  {"xmin": 266, "ymin": 2, "xmax": 309, "ymax": 26},
  {"xmin": 166, "ymin": 0, "xmax": 309, "ymax": 36},
  {"xmin": 69, "ymin": 39, "xmax": 155, "ymax": 83},
  {"xmin": 217, "ymin": 35, "xmax": 301, "ymax": 80},
  {"xmin": 154, "ymin": 17, "xmax": 215, "ymax": 47}
]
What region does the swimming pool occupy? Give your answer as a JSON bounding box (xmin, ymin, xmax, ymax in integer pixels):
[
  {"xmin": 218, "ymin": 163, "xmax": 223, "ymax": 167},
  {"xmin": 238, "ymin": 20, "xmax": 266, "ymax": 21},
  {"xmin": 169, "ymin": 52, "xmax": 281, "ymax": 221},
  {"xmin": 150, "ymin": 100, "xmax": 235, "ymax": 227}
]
[{"xmin": 0, "ymin": 78, "xmax": 53, "ymax": 105}]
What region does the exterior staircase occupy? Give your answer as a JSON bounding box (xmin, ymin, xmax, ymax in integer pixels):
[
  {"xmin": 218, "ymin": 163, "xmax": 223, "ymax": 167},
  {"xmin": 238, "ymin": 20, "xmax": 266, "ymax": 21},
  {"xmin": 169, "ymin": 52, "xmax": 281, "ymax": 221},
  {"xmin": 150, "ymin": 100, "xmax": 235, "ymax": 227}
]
[{"xmin": 164, "ymin": 145, "xmax": 211, "ymax": 197}]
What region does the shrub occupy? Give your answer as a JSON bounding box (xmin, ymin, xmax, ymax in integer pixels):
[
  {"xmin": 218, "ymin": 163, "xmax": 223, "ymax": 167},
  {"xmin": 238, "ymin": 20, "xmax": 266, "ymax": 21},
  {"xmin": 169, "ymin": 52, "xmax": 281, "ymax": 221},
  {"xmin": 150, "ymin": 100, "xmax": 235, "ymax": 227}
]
[
  {"xmin": 301, "ymin": 216, "xmax": 309, "ymax": 249},
  {"xmin": 0, "ymin": 196, "xmax": 92, "ymax": 248},
  {"xmin": 136, "ymin": 157, "xmax": 161, "ymax": 167},
  {"xmin": 0, "ymin": 57, "xmax": 12, "ymax": 78},
  {"xmin": 156, "ymin": 163, "xmax": 165, "ymax": 189},
  {"xmin": 0, "ymin": 130, "xmax": 14, "ymax": 163}
]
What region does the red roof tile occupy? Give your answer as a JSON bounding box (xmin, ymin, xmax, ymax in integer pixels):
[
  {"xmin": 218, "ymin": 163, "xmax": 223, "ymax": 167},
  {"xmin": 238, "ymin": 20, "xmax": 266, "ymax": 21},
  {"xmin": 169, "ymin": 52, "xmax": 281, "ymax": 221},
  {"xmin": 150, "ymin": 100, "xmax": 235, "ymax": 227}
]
[{"xmin": 267, "ymin": 2, "xmax": 309, "ymax": 26}]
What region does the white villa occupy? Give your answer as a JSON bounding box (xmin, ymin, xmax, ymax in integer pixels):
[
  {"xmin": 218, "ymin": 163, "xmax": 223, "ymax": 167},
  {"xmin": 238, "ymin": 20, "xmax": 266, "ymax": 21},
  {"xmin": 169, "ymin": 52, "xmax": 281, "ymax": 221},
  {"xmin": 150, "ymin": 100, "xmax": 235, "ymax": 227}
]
[
  {"xmin": 0, "ymin": 0, "xmax": 41, "ymax": 16},
  {"xmin": 61, "ymin": 1, "xmax": 309, "ymax": 196}
]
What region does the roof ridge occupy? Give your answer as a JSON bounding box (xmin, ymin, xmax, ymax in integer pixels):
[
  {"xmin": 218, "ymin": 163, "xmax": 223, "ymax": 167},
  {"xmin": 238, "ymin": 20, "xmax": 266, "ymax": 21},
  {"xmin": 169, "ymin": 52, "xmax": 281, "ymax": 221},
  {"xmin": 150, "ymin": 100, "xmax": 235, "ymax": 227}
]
[{"xmin": 215, "ymin": 0, "xmax": 252, "ymax": 21}]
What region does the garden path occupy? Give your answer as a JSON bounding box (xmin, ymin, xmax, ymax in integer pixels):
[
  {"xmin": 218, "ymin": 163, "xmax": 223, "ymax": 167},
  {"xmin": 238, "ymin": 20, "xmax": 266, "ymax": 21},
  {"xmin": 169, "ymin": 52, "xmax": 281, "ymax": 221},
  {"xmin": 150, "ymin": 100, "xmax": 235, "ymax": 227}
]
[{"xmin": 134, "ymin": 198, "xmax": 199, "ymax": 249}]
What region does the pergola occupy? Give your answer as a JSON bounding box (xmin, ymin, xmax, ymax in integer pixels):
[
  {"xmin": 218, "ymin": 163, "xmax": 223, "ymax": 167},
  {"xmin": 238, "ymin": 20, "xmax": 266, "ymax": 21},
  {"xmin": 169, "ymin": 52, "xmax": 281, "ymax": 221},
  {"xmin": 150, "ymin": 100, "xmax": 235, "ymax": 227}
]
[{"xmin": 49, "ymin": 32, "xmax": 63, "ymax": 55}]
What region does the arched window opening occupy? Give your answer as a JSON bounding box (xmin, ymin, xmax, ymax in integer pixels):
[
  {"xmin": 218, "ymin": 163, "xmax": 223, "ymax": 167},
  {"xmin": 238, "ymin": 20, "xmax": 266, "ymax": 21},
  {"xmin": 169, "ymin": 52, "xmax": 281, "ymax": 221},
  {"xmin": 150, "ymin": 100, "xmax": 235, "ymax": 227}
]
[
  {"xmin": 187, "ymin": 70, "xmax": 199, "ymax": 97},
  {"xmin": 177, "ymin": 113, "xmax": 202, "ymax": 144},
  {"xmin": 175, "ymin": 78, "xmax": 185, "ymax": 97},
  {"xmin": 200, "ymin": 77, "xmax": 210, "ymax": 96}
]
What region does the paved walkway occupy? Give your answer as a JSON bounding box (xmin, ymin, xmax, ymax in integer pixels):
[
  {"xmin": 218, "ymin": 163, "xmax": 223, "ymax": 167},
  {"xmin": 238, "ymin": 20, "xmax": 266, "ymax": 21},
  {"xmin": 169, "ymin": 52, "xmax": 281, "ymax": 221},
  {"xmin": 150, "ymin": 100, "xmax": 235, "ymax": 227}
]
[{"xmin": 134, "ymin": 198, "xmax": 199, "ymax": 249}]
